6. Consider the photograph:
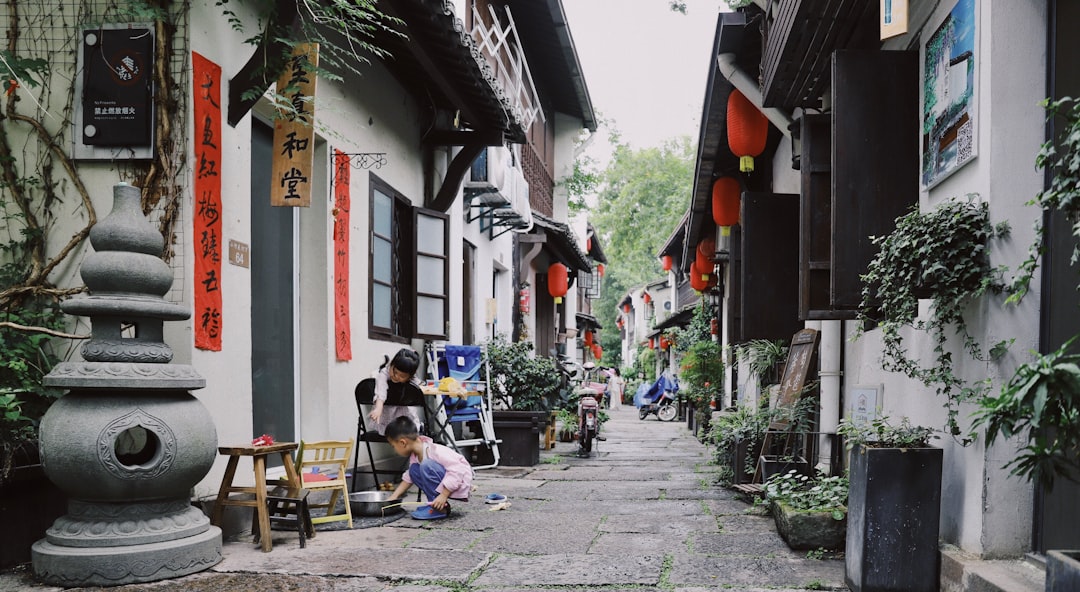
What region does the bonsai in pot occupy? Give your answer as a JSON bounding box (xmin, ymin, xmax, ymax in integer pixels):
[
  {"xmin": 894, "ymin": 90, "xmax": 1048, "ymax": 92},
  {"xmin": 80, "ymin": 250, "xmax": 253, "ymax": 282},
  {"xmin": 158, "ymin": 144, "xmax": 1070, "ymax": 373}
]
[
  {"xmin": 838, "ymin": 416, "xmax": 940, "ymax": 592},
  {"xmin": 763, "ymin": 469, "xmax": 848, "ymax": 551},
  {"xmin": 973, "ymin": 338, "xmax": 1080, "ymax": 591}
]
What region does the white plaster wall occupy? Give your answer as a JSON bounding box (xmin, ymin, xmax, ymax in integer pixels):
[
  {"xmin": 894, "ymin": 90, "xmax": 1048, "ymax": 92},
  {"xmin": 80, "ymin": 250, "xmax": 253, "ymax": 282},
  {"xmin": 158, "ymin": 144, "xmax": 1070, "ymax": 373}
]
[{"xmin": 840, "ymin": 1, "xmax": 1046, "ymax": 557}]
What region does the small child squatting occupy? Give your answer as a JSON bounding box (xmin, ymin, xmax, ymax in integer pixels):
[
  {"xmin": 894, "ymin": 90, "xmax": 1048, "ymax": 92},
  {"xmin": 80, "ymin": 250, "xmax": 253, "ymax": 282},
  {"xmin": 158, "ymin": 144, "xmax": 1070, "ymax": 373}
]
[{"xmin": 384, "ymin": 416, "xmax": 473, "ymax": 518}]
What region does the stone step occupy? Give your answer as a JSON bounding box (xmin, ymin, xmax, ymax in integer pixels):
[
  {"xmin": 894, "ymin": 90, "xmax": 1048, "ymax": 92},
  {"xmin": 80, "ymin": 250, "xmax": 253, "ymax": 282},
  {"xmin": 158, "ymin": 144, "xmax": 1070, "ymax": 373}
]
[{"xmin": 942, "ymin": 545, "xmax": 1045, "ymax": 592}]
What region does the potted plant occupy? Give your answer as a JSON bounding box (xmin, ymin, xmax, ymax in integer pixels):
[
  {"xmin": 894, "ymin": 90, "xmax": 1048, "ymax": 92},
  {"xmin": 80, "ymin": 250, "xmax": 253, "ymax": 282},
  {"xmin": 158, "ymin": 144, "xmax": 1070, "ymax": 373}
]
[
  {"xmin": 678, "ymin": 339, "xmax": 724, "ymax": 439},
  {"xmin": 973, "ymin": 338, "xmax": 1080, "ymax": 591},
  {"xmin": 709, "ymin": 403, "xmax": 777, "ymax": 485},
  {"xmin": 838, "ymin": 416, "xmax": 940, "ymax": 592},
  {"xmin": 555, "ymin": 408, "xmax": 578, "ymax": 442},
  {"xmin": 763, "ymin": 469, "xmax": 848, "ymax": 551},
  {"xmin": 738, "ymin": 338, "xmax": 788, "ymax": 387},
  {"xmin": 482, "ymin": 336, "xmax": 561, "ymax": 466}
]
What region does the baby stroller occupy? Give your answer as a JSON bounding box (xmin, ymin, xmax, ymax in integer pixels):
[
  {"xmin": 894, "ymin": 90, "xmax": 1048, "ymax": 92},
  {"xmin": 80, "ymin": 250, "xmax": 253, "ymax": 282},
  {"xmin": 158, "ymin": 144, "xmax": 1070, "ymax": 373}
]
[{"xmin": 637, "ymin": 374, "xmax": 679, "ymax": 421}]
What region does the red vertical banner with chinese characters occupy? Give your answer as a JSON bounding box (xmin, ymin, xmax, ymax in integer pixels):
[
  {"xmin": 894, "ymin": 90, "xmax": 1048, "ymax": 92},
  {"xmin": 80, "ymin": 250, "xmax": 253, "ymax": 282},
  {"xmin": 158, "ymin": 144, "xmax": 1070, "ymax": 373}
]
[
  {"xmin": 192, "ymin": 52, "xmax": 223, "ymax": 351},
  {"xmin": 271, "ymin": 43, "xmax": 318, "ymax": 207},
  {"xmin": 333, "ymin": 149, "xmax": 351, "ymax": 360}
]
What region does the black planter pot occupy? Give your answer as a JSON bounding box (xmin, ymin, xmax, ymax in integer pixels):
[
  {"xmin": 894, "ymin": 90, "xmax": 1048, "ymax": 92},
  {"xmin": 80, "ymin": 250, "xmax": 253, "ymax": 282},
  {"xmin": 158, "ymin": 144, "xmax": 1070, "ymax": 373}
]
[
  {"xmin": 845, "ymin": 444, "xmax": 942, "ymax": 592},
  {"xmin": 731, "ymin": 436, "xmax": 764, "ymax": 485},
  {"xmin": 1047, "ymin": 550, "xmax": 1080, "ymax": 592},
  {"xmin": 759, "ymin": 455, "xmax": 811, "ymax": 481},
  {"xmin": 486, "ymin": 410, "xmax": 547, "ymax": 466},
  {"xmin": 0, "ymin": 461, "xmax": 68, "ymax": 569}
]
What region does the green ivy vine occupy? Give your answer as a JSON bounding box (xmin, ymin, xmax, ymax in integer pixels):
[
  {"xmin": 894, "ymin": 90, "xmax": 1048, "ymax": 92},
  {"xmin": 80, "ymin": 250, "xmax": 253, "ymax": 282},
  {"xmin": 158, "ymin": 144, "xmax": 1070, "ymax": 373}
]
[{"xmin": 857, "ymin": 197, "xmax": 1010, "ymax": 437}]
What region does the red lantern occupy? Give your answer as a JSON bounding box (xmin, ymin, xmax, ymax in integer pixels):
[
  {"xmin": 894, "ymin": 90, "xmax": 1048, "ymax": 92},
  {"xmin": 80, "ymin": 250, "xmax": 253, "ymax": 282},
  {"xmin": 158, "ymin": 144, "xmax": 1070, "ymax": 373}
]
[
  {"xmin": 710, "ymin": 318, "xmax": 719, "ymax": 335},
  {"xmin": 643, "ymin": 292, "xmax": 652, "ymax": 304},
  {"xmin": 548, "ymin": 263, "xmax": 568, "ymax": 304},
  {"xmin": 622, "ymin": 303, "xmax": 631, "ymax": 314},
  {"xmin": 662, "ymin": 255, "xmax": 673, "ymax": 271},
  {"xmin": 648, "ymin": 337, "xmax": 655, "ymax": 349},
  {"xmin": 586, "ymin": 237, "xmax": 592, "ymax": 252},
  {"xmin": 712, "ymin": 177, "xmax": 740, "ymax": 235},
  {"xmin": 689, "ymin": 261, "xmax": 708, "ymax": 292},
  {"xmin": 593, "ymin": 344, "xmax": 603, "ymax": 360},
  {"xmin": 727, "ymin": 89, "xmax": 769, "ymax": 172},
  {"xmin": 696, "ymin": 238, "xmax": 715, "ymax": 277},
  {"xmin": 584, "ymin": 331, "xmax": 593, "ymax": 347},
  {"xmin": 659, "ymin": 336, "xmax": 669, "ymax": 350},
  {"xmin": 597, "ymin": 263, "xmax": 605, "ymax": 277}
]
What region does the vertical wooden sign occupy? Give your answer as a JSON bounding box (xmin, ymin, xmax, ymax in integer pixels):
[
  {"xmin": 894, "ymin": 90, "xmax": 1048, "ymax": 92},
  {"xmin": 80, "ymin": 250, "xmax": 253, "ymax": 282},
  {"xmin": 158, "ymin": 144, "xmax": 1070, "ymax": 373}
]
[
  {"xmin": 192, "ymin": 52, "xmax": 223, "ymax": 351},
  {"xmin": 333, "ymin": 149, "xmax": 352, "ymax": 360},
  {"xmin": 271, "ymin": 43, "xmax": 318, "ymax": 207}
]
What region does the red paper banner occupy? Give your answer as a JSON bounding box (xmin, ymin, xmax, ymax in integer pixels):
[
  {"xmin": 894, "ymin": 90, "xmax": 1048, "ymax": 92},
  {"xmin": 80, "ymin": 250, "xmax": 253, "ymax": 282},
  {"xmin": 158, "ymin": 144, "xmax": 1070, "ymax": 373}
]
[
  {"xmin": 333, "ymin": 149, "xmax": 351, "ymax": 360},
  {"xmin": 192, "ymin": 52, "xmax": 223, "ymax": 351}
]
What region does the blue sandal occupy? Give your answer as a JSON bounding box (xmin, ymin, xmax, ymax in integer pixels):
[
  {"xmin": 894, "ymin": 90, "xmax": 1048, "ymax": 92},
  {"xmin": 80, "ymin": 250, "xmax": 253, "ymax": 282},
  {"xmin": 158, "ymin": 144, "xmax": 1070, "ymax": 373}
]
[
  {"xmin": 410, "ymin": 504, "xmax": 450, "ymax": 520},
  {"xmin": 485, "ymin": 493, "xmax": 507, "ymax": 504}
]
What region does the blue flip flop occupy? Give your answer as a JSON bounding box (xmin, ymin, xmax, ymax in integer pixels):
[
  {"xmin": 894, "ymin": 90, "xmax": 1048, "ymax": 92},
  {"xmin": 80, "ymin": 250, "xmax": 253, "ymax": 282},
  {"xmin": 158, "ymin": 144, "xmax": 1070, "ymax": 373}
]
[
  {"xmin": 410, "ymin": 504, "xmax": 449, "ymax": 520},
  {"xmin": 485, "ymin": 493, "xmax": 507, "ymax": 504}
]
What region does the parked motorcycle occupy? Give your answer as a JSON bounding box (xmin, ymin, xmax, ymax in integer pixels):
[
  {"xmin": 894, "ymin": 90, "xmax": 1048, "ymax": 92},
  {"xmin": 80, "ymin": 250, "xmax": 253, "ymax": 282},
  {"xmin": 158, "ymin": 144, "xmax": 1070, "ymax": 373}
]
[
  {"xmin": 576, "ymin": 386, "xmax": 601, "ymax": 456},
  {"xmin": 637, "ymin": 373, "xmax": 679, "ymax": 421}
]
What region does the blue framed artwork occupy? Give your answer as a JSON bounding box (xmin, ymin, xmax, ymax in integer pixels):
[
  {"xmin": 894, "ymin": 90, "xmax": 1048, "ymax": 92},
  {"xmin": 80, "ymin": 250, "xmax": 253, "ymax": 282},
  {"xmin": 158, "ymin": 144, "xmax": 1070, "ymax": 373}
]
[{"xmin": 922, "ymin": 0, "xmax": 977, "ymax": 189}]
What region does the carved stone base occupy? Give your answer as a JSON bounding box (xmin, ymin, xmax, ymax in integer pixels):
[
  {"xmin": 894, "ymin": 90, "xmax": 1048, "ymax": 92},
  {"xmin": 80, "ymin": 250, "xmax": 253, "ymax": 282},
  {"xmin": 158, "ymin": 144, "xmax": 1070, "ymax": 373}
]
[
  {"xmin": 46, "ymin": 499, "xmax": 210, "ymax": 547},
  {"xmin": 31, "ymin": 525, "xmax": 221, "ymax": 586}
]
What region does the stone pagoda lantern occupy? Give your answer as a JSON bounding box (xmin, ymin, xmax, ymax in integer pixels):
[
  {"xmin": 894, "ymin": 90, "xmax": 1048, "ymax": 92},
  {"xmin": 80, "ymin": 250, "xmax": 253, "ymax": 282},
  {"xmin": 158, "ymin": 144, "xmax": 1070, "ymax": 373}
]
[{"xmin": 32, "ymin": 183, "xmax": 221, "ymax": 586}]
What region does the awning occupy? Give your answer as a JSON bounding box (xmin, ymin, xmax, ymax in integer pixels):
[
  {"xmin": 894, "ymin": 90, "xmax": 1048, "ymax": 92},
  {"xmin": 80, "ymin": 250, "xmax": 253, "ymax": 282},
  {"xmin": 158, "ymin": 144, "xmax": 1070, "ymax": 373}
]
[
  {"xmin": 647, "ymin": 304, "xmax": 697, "ymax": 337},
  {"xmin": 377, "ymin": 0, "xmax": 527, "ymax": 142},
  {"xmin": 530, "ymin": 212, "xmax": 591, "ymax": 272},
  {"xmin": 575, "ymin": 312, "xmax": 603, "ymax": 332}
]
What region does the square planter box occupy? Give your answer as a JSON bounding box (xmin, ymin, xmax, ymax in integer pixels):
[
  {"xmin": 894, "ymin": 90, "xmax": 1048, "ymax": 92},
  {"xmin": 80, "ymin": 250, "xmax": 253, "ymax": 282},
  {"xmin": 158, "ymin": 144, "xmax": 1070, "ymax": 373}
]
[
  {"xmin": 771, "ymin": 500, "xmax": 846, "ymax": 550},
  {"xmin": 1047, "ymin": 550, "xmax": 1080, "ymax": 592},
  {"xmin": 486, "ymin": 410, "xmax": 547, "ymax": 466},
  {"xmin": 845, "ymin": 444, "xmax": 942, "ymax": 592},
  {"xmin": 759, "ymin": 455, "xmax": 812, "ymax": 482}
]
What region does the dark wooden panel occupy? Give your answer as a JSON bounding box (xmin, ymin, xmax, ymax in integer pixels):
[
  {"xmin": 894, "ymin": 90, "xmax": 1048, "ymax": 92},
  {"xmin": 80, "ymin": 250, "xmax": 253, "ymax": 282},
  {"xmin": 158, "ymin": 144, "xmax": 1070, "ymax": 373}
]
[
  {"xmin": 831, "ymin": 50, "xmax": 919, "ymax": 309},
  {"xmin": 740, "ymin": 192, "xmax": 802, "ymax": 342},
  {"xmin": 728, "ymin": 225, "xmax": 742, "ymax": 345},
  {"xmin": 799, "ymin": 113, "xmax": 853, "ymax": 320}
]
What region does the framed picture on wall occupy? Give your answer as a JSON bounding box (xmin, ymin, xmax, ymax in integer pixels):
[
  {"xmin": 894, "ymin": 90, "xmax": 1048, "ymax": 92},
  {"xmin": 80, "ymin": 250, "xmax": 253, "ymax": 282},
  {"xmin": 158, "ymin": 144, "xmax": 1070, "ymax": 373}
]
[{"xmin": 922, "ymin": 0, "xmax": 977, "ymax": 189}]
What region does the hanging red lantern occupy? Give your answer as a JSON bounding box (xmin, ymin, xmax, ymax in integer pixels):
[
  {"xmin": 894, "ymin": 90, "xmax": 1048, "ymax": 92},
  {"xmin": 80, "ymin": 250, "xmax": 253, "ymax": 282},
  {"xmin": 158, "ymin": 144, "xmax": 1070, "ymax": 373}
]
[
  {"xmin": 548, "ymin": 263, "xmax": 568, "ymax": 304},
  {"xmin": 661, "ymin": 255, "xmax": 673, "ymax": 271},
  {"xmin": 584, "ymin": 331, "xmax": 593, "ymax": 347},
  {"xmin": 727, "ymin": 89, "xmax": 769, "ymax": 173},
  {"xmin": 689, "ymin": 261, "xmax": 708, "ymax": 292},
  {"xmin": 622, "ymin": 303, "xmax": 631, "ymax": 314},
  {"xmin": 586, "ymin": 237, "xmax": 592, "ymax": 252},
  {"xmin": 649, "ymin": 337, "xmax": 655, "ymax": 349},
  {"xmin": 597, "ymin": 263, "xmax": 605, "ymax": 277},
  {"xmin": 659, "ymin": 336, "xmax": 669, "ymax": 350},
  {"xmin": 696, "ymin": 238, "xmax": 716, "ymax": 277},
  {"xmin": 643, "ymin": 292, "xmax": 652, "ymax": 304},
  {"xmin": 593, "ymin": 344, "xmax": 603, "ymax": 360},
  {"xmin": 712, "ymin": 177, "xmax": 740, "ymax": 235},
  {"xmin": 710, "ymin": 318, "xmax": 719, "ymax": 335}
]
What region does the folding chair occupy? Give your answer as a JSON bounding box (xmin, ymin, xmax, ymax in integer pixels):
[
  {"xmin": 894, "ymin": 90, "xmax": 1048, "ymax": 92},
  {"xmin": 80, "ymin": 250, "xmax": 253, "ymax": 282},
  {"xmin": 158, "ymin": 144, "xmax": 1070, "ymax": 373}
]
[
  {"xmin": 351, "ymin": 377, "xmax": 432, "ymax": 492},
  {"xmin": 296, "ymin": 439, "xmax": 353, "ymax": 528},
  {"xmin": 425, "ymin": 342, "xmax": 501, "ymax": 468}
]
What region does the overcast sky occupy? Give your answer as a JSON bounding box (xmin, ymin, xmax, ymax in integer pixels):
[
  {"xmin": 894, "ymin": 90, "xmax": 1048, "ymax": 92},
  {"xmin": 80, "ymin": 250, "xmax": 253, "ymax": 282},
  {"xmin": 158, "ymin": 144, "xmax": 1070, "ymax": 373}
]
[{"xmin": 562, "ymin": 0, "xmax": 728, "ymax": 164}]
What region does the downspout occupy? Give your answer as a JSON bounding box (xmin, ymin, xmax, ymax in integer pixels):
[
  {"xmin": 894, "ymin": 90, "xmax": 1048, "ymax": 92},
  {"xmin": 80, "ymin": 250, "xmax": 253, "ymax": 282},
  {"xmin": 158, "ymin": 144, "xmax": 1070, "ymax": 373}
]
[
  {"xmin": 818, "ymin": 320, "xmax": 842, "ymax": 473},
  {"xmin": 716, "ymin": 53, "xmax": 794, "ymax": 139}
]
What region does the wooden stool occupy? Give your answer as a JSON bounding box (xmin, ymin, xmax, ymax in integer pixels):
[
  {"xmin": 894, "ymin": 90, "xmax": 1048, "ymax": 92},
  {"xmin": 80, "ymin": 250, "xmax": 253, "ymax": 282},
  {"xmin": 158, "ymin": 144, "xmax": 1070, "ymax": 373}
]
[
  {"xmin": 210, "ymin": 443, "xmax": 300, "ymax": 552},
  {"xmin": 253, "ymin": 486, "xmax": 315, "ymax": 549}
]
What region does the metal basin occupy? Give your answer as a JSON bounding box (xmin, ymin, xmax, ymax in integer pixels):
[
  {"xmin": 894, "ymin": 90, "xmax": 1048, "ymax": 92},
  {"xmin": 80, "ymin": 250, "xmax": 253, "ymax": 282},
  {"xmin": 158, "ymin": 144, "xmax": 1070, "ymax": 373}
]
[{"xmin": 348, "ymin": 490, "xmax": 403, "ymax": 516}]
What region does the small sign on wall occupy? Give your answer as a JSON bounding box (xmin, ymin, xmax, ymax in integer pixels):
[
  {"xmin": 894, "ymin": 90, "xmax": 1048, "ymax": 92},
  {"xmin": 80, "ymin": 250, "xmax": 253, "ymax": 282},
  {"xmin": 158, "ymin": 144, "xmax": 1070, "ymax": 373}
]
[
  {"xmin": 847, "ymin": 384, "xmax": 883, "ymax": 427},
  {"xmin": 228, "ymin": 240, "xmax": 249, "ymax": 268},
  {"xmin": 73, "ymin": 24, "xmax": 155, "ymax": 160}
]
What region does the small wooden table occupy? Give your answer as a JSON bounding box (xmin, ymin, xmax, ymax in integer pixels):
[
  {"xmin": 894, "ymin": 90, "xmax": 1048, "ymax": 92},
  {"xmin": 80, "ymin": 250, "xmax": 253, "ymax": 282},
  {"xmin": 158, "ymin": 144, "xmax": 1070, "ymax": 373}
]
[{"xmin": 211, "ymin": 443, "xmax": 301, "ymax": 552}]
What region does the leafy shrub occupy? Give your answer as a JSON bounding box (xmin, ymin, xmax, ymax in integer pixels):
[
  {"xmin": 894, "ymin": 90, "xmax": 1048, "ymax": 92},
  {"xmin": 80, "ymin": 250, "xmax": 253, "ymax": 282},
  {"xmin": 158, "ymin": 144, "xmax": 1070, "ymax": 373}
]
[
  {"xmin": 764, "ymin": 469, "xmax": 848, "ymax": 520},
  {"xmin": 483, "ymin": 335, "xmax": 561, "ymax": 412},
  {"xmin": 837, "ymin": 416, "xmax": 936, "ymax": 450}
]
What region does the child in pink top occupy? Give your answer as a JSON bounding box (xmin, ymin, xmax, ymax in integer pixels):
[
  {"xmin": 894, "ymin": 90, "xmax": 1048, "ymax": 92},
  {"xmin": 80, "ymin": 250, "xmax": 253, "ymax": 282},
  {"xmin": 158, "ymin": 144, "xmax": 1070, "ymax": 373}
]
[{"xmin": 384, "ymin": 416, "xmax": 473, "ymax": 519}]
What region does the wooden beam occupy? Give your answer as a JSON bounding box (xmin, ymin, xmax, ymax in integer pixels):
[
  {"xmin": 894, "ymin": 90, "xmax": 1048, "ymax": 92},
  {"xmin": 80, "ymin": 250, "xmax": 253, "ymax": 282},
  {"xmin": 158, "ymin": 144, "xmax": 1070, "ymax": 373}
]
[
  {"xmin": 226, "ymin": 0, "xmax": 300, "ymax": 127},
  {"xmin": 427, "ymin": 142, "xmax": 485, "ymax": 213}
]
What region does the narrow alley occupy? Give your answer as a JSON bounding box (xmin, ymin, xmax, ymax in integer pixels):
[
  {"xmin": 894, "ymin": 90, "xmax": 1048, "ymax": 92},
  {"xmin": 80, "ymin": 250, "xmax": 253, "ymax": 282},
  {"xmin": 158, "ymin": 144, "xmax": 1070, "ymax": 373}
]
[{"xmin": 0, "ymin": 407, "xmax": 844, "ymax": 592}]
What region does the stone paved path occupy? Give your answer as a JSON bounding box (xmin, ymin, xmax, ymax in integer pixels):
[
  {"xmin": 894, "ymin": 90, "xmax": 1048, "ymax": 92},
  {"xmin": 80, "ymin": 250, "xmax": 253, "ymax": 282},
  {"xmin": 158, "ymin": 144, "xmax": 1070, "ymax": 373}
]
[{"xmin": 0, "ymin": 405, "xmax": 846, "ymax": 591}]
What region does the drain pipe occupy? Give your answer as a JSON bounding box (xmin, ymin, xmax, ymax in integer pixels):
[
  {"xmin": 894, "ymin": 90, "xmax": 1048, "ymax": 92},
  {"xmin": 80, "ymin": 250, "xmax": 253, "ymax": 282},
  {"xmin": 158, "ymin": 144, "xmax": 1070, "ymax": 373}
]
[
  {"xmin": 818, "ymin": 320, "xmax": 842, "ymax": 474},
  {"xmin": 716, "ymin": 53, "xmax": 794, "ymax": 139}
]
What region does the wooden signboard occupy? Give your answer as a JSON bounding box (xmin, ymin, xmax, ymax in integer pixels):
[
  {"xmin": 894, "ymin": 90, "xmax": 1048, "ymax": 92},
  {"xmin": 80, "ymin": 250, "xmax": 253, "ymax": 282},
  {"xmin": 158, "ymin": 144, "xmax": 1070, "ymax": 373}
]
[
  {"xmin": 271, "ymin": 43, "xmax": 318, "ymax": 207},
  {"xmin": 775, "ymin": 328, "xmax": 820, "ymax": 412}
]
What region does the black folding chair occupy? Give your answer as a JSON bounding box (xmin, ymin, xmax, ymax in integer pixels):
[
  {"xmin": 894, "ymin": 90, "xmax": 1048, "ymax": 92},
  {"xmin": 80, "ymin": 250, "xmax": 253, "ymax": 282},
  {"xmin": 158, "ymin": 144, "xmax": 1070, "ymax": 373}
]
[{"xmin": 350, "ymin": 377, "xmax": 432, "ymax": 492}]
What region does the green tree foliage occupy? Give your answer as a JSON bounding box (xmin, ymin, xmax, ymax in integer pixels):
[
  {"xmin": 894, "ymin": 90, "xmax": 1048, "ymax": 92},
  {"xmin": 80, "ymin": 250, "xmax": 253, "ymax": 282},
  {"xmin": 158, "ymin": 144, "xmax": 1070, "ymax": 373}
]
[{"xmin": 591, "ymin": 136, "xmax": 695, "ymax": 355}]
